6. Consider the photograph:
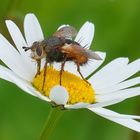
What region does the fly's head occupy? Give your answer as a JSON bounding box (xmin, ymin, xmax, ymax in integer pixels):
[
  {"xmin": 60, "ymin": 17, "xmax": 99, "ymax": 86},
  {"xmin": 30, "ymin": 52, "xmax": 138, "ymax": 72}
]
[{"xmin": 23, "ymin": 41, "xmax": 46, "ymax": 60}]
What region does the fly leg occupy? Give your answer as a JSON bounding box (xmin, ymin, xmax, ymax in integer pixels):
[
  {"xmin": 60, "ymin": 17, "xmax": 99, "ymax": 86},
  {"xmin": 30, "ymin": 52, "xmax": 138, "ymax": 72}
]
[
  {"xmin": 35, "ymin": 59, "xmax": 41, "ymax": 77},
  {"xmin": 60, "ymin": 58, "xmax": 67, "ymax": 85},
  {"xmin": 42, "ymin": 60, "xmax": 48, "ymax": 91},
  {"xmin": 76, "ymin": 63, "xmax": 90, "ymax": 85}
]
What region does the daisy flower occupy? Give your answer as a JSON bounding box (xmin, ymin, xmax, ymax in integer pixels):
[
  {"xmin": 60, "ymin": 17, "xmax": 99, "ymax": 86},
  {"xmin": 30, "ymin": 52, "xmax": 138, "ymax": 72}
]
[{"xmin": 0, "ymin": 13, "xmax": 140, "ymax": 133}]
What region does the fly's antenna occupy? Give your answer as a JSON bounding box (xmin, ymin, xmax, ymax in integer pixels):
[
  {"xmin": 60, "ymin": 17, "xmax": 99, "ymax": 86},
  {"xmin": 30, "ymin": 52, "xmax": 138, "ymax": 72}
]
[{"xmin": 22, "ymin": 46, "xmax": 31, "ymax": 52}]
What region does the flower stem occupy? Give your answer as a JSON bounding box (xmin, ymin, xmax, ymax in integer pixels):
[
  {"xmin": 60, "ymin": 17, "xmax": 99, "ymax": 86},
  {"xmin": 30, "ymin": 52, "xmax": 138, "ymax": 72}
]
[{"xmin": 39, "ymin": 107, "xmax": 64, "ymax": 140}]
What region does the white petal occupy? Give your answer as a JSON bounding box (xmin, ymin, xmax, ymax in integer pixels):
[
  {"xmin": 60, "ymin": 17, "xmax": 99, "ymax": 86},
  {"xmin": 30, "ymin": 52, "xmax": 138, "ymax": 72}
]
[
  {"xmin": 96, "ymin": 87, "xmax": 140, "ymax": 102},
  {"xmin": 0, "ymin": 65, "xmax": 50, "ymax": 102},
  {"xmin": 87, "ymin": 99, "xmax": 124, "ymax": 108},
  {"xmin": 26, "ymin": 85, "xmax": 51, "ymax": 102},
  {"xmin": 6, "ymin": 20, "xmax": 27, "ymax": 54},
  {"xmin": 40, "ymin": 58, "xmax": 46, "ymax": 70},
  {"xmin": 5, "ymin": 20, "xmax": 36, "ymax": 72},
  {"xmin": 96, "ymin": 76, "xmax": 140, "ymax": 94},
  {"xmin": 0, "ymin": 34, "xmax": 34, "ymax": 81},
  {"xmin": 89, "ymin": 57, "xmax": 129, "ymax": 90},
  {"xmin": 75, "ymin": 21, "xmax": 95, "ymax": 49},
  {"xmin": 82, "ymin": 52, "xmax": 106, "ymax": 78},
  {"xmin": 65, "ymin": 102, "xmax": 90, "ymax": 109},
  {"xmin": 49, "ymin": 85, "xmax": 69, "ymax": 105},
  {"xmin": 90, "ymin": 108, "xmax": 140, "ymax": 132},
  {"xmin": 54, "ymin": 52, "xmax": 106, "ymax": 78},
  {"xmin": 91, "ymin": 58, "xmax": 140, "ymax": 91},
  {"xmin": 0, "ymin": 65, "xmax": 15, "ymax": 83},
  {"xmin": 53, "ymin": 62, "xmax": 61, "ymax": 71},
  {"xmin": 24, "ymin": 13, "xmax": 44, "ymax": 46},
  {"xmin": 0, "ymin": 65, "xmax": 36, "ymax": 96},
  {"xmin": 91, "ymin": 108, "xmax": 140, "ymax": 119}
]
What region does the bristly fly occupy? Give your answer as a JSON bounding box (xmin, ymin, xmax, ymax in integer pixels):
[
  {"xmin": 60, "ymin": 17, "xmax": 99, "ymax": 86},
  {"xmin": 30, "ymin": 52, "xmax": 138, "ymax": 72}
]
[{"xmin": 23, "ymin": 25, "xmax": 102, "ymax": 90}]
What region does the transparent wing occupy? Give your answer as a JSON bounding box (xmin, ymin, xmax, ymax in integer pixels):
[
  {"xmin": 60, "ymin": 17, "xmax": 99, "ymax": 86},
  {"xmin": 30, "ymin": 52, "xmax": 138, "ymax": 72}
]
[
  {"xmin": 53, "ymin": 26, "xmax": 77, "ymax": 39},
  {"xmin": 85, "ymin": 49, "xmax": 103, "ymax": 60}
]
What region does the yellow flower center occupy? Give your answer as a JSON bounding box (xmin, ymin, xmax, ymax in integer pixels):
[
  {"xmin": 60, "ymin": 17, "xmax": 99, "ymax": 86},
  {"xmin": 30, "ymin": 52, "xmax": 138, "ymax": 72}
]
[{"xmin": 33, "ymin": 66, "xmax": 95, "ymax": 104}]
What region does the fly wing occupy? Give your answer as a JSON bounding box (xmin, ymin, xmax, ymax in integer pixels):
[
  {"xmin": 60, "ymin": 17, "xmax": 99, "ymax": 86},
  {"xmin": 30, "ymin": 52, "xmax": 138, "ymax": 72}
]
[
  {"xmin": 85, "ymin": 49, "xmax": 102, "ymax": 60},
  {"xmin": 53, "ymin": 25, "xmax": 77, "ymax": 39}
]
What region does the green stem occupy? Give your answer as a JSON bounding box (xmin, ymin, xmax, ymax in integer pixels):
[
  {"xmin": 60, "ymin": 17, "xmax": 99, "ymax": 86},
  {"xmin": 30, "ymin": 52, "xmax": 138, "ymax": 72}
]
[{"xmin": 39, "ymin": 107, "xmax": 64, "ymax": 140}]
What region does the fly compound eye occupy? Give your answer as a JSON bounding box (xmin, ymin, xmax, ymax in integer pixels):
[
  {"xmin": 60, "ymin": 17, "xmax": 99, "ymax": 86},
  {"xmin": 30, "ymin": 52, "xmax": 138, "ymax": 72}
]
[{"xmin": 36, "ymin": 46, "xmax": 42, "ymax": 57}]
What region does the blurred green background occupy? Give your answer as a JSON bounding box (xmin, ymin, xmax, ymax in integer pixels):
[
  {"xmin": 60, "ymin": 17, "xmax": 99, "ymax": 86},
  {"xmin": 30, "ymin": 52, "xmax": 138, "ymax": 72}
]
[{"xmin": 0, "ymin": 0, "xmax": 140, "ymax": 140}]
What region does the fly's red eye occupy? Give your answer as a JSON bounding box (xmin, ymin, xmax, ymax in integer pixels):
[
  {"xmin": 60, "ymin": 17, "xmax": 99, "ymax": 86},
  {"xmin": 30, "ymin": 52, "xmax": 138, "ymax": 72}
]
[{"xmin": 36, "ymin": 46, "xmax": 42, "ymax": 56}]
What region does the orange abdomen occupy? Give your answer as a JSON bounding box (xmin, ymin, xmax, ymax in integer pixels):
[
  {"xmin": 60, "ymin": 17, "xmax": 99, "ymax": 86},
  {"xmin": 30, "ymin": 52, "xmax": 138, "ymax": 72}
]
[{"xmin": 61, "ymin": 44, "xmax": 88, "ymax": 65}]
